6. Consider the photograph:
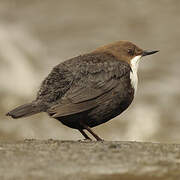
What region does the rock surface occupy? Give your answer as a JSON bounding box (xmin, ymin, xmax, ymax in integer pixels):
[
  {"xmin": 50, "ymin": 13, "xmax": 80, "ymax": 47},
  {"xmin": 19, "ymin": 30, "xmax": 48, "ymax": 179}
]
[{"xmin": 0, "ymin": 140, "xmax": 180, "ymax": 180}]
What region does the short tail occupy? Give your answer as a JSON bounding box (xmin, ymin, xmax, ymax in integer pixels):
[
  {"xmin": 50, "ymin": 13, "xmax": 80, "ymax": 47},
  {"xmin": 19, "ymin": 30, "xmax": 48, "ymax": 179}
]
[{"xmin": 6, "ymin": 102, "xmax": 42, "ymax": 119}]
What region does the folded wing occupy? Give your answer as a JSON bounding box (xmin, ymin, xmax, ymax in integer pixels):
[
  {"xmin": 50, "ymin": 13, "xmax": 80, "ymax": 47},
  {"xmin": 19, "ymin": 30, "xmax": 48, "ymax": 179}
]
[{"xmin": 47, "ymin": 53, "xmax": 131, "ymax": 117}]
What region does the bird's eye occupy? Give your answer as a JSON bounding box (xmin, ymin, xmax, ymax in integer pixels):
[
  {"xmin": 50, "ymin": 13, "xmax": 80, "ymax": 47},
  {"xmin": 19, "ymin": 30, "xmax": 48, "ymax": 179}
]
[{"xmin": 127, "ymin": 49, "xmax": 134, "ymax": 56}]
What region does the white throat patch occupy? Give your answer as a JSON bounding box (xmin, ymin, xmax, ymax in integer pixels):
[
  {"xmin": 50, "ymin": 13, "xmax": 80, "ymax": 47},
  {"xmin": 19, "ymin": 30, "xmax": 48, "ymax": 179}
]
[{"xmin": 130, "ymin": 55, "xmax": 142, "ymax": 94}]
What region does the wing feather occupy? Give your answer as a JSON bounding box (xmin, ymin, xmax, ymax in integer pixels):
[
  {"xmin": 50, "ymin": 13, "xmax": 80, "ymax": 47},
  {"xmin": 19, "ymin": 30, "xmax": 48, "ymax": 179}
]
[{"xmin": 47, "ymin": 53, "xmax": 131, "ymax": 117}]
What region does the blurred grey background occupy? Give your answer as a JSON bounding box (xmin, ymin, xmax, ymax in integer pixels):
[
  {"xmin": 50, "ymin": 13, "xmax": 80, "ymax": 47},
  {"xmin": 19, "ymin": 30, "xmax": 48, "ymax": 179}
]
[{"xmin": 0, "ymin": 0, "xmax": 180, "ymax": 142}]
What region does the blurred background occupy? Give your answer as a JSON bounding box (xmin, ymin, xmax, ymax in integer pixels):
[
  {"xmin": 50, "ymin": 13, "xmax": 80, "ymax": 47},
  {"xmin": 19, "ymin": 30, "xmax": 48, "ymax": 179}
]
[{"xmin": 0, "ymin": 0, "xmax": 180, "ymax": 142}]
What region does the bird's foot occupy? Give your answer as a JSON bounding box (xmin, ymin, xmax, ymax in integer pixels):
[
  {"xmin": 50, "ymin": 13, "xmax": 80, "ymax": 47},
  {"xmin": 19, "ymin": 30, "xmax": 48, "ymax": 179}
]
[
  {"xmin": 96, "ymin": 138, "xmax": 104, "ymax": 142},
  {"xmin": 78, "ymin": 138, "xmax": 92, "ymax": 142}
]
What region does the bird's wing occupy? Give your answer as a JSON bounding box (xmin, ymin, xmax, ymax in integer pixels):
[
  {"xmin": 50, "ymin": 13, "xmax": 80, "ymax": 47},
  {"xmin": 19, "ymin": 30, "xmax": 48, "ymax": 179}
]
[
  {"xmin": 36, "ymin": 64, "xmax": 74, "ymax": 103},
  {"xmin": 48, "ymin": 53, "xmax": 131, "ymax": 117}
]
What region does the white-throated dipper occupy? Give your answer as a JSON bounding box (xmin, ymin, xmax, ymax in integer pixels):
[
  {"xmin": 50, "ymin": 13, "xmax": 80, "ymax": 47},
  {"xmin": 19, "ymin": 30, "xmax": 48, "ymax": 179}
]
[{"xmin": 6, "ymin": 41, "xmax": 158, "ymax": 141}]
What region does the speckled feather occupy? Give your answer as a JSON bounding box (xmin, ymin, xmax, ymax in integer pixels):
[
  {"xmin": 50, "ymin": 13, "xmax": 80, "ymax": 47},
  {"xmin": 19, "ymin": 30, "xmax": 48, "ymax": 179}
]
[{"xmin": 35, "ymin": 52, "xmax": 134, "ymax": 129}]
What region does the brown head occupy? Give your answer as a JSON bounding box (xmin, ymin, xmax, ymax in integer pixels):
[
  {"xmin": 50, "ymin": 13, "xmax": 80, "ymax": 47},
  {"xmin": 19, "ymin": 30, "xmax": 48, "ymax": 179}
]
[{"xmin": 93, "ymin": 40, "xmax": 158, "ymax": 64}]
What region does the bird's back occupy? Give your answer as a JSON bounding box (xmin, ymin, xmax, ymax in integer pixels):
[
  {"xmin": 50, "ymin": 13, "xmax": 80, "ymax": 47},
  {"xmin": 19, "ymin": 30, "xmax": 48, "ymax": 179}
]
[
  {"xmin": 36, "ymin": 52, "xmax": 132, "ymax": 106},
  {"xmin": 36, "ymin": 52, "xmax": 134, "ymax": 128}
]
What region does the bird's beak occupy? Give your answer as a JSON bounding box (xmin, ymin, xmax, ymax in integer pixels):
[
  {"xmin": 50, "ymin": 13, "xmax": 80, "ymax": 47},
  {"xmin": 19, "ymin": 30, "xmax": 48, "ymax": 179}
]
[{"xmin": 142, "ymin": 50, "xmax": 159, "ymax": 57}]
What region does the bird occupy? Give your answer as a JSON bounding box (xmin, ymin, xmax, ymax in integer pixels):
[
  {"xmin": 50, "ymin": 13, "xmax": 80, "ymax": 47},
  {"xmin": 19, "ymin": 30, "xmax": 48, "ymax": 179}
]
[{"xmin": 6, "ymin": 41, "xmax": 159, "ymax": 141}]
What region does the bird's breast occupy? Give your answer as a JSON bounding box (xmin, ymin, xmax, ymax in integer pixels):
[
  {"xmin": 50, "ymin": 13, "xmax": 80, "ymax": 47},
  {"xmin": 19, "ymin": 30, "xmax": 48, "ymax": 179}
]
[
  {"xmin": 130, "ymin": 70, "xmax": 138, "ymax": 94},
  {"xmin": 130, "ymin": 55, "xmax": 141, "ymax": 94}
]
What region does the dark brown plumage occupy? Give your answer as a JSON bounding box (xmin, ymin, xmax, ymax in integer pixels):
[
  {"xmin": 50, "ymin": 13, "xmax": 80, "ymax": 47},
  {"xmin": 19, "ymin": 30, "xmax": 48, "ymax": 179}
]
[{"xmin": 6, "ymin": 41, "xmax": 158, "ymax": 141}]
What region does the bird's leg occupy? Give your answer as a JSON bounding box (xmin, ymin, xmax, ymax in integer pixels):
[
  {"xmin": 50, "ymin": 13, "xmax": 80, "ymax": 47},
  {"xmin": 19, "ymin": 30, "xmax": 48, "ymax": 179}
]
[
  {"xmin": 79, "ymin": 129, "xmax": 92, "ymax": 141},
  {"xmin": 85, "ymin": 126, "xmax": 103, "ymax": 141},
  {"xmin": 80, "ymin": 123, "xmax": 103, "ymax": 141}
]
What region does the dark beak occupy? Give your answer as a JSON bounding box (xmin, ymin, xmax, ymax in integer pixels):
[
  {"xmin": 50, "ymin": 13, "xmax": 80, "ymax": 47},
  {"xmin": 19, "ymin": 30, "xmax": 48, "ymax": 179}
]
[{"xmin": 142, "ymin": 50, "xmax": 159, "ymax": 57}]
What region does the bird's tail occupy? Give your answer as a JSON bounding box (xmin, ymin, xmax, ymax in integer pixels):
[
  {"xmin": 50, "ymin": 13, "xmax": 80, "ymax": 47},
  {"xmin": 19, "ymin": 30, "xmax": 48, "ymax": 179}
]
[{"xmin": 6, "ymin": 102, "xmax": 42, "ymax": 119}]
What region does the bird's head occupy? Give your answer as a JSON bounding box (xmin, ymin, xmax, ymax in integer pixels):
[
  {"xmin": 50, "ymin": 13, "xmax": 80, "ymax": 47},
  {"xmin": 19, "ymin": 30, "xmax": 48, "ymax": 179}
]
[{"xmin": 93, "ymin": 40, "xmax": 159, "ymax": 65}]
